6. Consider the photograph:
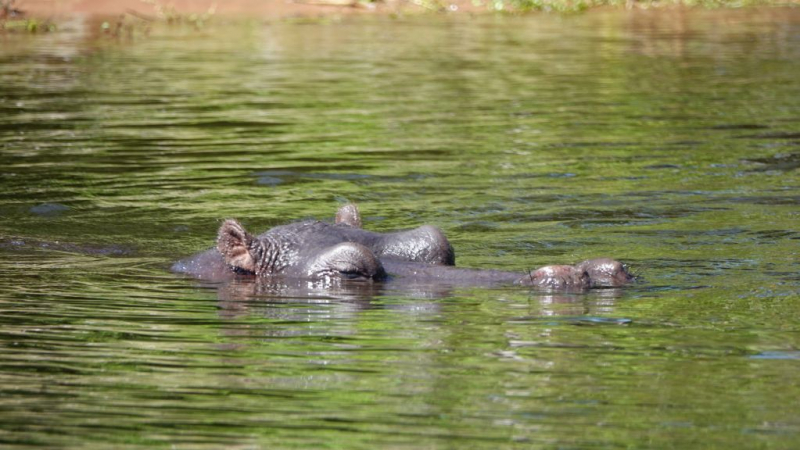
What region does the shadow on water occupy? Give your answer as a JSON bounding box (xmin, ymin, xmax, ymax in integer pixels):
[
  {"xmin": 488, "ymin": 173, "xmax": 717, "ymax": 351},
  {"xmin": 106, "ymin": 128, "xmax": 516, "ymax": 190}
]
[{"xmin": 741, "ymin": 152, "xmax": 800, "ymax": 172}]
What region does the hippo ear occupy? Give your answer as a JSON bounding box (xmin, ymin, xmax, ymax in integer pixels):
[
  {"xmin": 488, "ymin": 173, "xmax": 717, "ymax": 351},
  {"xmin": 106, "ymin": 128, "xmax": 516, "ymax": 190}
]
[
  {"xmin": 217, "ymin": 219, "xmax": 257, "ymax": 273},
  {"xmin": 335, "ymin": 203, "xmax": 362, "ymax": 228}
]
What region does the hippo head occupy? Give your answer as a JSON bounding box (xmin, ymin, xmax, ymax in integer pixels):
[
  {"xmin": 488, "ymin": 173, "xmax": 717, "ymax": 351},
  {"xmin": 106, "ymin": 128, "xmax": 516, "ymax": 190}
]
[{"xmin": 217, "ymin": 219, "xmax": 386, "ymax": 282}]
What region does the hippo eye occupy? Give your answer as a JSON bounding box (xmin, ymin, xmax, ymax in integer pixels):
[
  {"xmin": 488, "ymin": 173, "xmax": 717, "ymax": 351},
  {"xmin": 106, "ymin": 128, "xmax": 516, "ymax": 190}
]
[
  {"xmin": 339, "ymin": 269, "xmax": 370, "ymax": 280},
  {"xmin": 231, "ymin": 266, "xmax": 256, "ymax": 276}
]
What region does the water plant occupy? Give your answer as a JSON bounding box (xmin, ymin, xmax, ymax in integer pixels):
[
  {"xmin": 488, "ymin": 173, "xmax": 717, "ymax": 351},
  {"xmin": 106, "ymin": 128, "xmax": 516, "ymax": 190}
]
[
  {"xmin": 139, "ymin": 0, "xmax": 217, "ymax": 28},
  {"xmin": 98, "ymin": 0, "xmax": 218, "ymax": 39},
  {"xmin": 1, "ymin": 0, "xmax": 56, "ymax": 32}
]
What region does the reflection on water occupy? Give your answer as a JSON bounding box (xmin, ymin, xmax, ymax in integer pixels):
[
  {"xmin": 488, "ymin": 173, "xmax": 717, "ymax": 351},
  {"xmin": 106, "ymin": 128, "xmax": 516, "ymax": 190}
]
[{"xmin": 1, "ymin": 9, "xmax": 799, "ymax": 449}]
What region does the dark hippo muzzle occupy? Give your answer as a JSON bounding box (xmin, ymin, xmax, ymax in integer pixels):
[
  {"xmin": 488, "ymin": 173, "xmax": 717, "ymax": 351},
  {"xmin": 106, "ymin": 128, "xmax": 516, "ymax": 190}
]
[{"xmin": 522, "ymin": 265, "xmax": 591, "ymax": 289}]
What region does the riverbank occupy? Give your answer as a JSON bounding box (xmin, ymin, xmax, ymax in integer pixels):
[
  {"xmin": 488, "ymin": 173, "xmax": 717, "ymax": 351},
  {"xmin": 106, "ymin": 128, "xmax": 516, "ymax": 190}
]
[
  {"xmin": 15, "ymin": 0, "xmax": 472, "ymax": 20},
  {"xmin": 10, "ymin": 0, "xmax": 800, "ymax": 22}
]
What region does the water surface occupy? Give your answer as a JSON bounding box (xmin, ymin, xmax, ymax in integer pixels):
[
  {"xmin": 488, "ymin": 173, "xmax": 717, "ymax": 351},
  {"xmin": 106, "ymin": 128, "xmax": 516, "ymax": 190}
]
[{"xmin": 1, "ymin": 10, "xmax": 799, "ymax": 449}]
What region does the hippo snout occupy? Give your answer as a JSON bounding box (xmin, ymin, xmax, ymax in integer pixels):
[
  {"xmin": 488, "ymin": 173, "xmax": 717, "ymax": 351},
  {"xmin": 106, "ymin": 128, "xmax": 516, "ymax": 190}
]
[
  {"xmin": 521, "ymin": 265, "xmax": 591, "ymax": 289},
  {"xmin": 576, "ymin": 258, "xmax": 634, "ymax": 287}
]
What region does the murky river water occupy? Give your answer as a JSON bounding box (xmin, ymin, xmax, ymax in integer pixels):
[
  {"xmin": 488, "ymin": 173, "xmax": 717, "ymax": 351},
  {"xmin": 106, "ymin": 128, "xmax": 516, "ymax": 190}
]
[{"xmin": 1, "ymin": 9, "xmax": 799, "ymax": 449}]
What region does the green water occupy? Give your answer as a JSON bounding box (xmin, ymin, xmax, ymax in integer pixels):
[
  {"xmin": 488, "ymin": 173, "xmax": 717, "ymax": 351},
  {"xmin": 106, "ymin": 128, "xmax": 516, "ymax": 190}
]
[{"xmin": 1, "ymin": 9, "xmax": 799, "ymax": 449}]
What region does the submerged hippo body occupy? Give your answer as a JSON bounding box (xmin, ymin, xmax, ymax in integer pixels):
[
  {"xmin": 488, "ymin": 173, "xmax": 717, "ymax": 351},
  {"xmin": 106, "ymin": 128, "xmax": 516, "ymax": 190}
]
[{"xmin": 172, "ymin": 204, "xmax": 633, "ymax": 290}]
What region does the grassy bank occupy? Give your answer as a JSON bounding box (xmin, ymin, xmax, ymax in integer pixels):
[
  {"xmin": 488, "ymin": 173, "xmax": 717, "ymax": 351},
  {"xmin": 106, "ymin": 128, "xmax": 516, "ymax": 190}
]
[
  {"xmin": 488, "ymin": 0, "xmax": 797, "ymax": 12},
  {"xmin": 2, "ymin": 0, "xmax": 798, "ymax": 33}
]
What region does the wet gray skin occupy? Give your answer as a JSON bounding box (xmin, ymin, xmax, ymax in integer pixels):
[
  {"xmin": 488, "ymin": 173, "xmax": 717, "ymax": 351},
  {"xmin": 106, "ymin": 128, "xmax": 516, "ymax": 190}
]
[
  {"xmin": 172, "ymin": 204, "xmax": 455, "ymax": 282},
  {"xmin": 171, "ymin": 204, "xmax": 634, "ymax": 290}
]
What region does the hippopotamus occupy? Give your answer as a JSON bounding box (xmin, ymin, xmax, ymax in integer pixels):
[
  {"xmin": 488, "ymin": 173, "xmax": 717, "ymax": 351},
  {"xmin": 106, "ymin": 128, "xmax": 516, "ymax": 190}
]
[
  {"xmin": 172, "ymin": 204, "xmax": 634, "ymax": 290},
  {"xmin": 173, "ymin": 203, "xmax": 454, "ymax": 280}
]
